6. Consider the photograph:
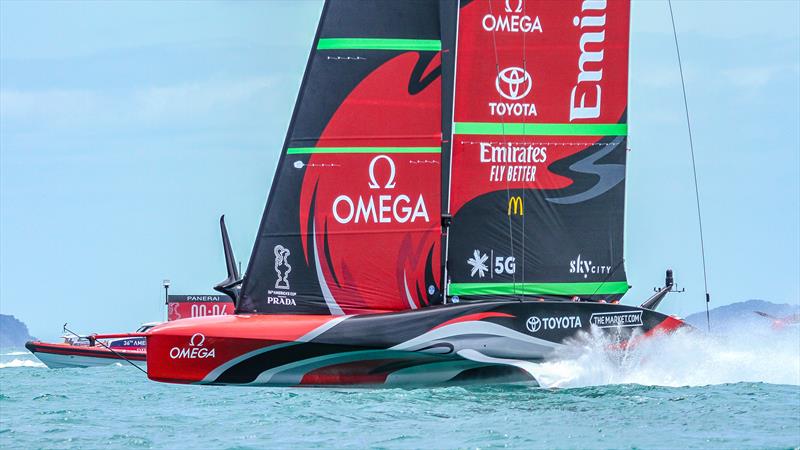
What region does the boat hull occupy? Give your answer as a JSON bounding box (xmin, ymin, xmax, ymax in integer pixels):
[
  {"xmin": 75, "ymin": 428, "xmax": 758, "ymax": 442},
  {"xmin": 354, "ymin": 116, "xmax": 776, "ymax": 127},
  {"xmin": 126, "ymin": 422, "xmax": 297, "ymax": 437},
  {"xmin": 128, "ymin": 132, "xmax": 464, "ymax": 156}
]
[
  {"xmin": 25, "ymin": 341, "xmax": 147, "ymax": 369},
  {"xmin": 146, "ymin": 301, "xmax": 685, "ymax": 387}
]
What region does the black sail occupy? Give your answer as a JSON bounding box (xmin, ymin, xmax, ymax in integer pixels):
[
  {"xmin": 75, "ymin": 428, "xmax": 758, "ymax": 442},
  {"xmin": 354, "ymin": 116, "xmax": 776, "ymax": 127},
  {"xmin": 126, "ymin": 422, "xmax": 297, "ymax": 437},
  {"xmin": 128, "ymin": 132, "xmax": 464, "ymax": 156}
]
[{"xmin": 238, "ymin": 1, "xmax": 445, "ymax": 315}]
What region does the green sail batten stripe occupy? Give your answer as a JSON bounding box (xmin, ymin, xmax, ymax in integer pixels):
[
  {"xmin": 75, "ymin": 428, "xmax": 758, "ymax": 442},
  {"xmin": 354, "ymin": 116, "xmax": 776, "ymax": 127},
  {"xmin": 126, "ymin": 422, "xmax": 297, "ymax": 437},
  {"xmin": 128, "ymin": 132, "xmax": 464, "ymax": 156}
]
[
  {"xmin": 317, "ymin": 38, "xmax": 441, "ymax": 51},
  {"xmin": 448, "ymin": 282, "xmax": 630, "ymax": 296},
  {"xmin": 454, "ymin": 122, "xmax": 628, "ymax": 136},
  {"xmin": 287, "ymin": 147, "xmax": 441, "ymax": 154}
]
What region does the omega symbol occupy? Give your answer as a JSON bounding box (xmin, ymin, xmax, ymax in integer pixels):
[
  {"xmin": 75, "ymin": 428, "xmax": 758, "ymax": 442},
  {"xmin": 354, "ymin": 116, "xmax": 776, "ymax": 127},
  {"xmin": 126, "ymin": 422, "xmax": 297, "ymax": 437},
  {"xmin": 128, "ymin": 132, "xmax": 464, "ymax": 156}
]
[
  {"xmin": 189, "ymin": 333, "xmax": 205, "ymax": 347},
  {"xmin": 505, "ymin": 0, "xmax": 523, "ymax": 13},
  {"xmin": 368, "ymin": 155, "xmax": 397, "ymax": 189}
]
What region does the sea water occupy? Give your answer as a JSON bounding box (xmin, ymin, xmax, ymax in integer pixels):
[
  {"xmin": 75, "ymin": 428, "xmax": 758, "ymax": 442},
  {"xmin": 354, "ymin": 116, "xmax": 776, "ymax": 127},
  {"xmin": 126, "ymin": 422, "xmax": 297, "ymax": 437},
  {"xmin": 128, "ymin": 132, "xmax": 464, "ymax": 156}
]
[{"xmin": 1, "ymin": 324, "xmax": 798, "ymax": 449}]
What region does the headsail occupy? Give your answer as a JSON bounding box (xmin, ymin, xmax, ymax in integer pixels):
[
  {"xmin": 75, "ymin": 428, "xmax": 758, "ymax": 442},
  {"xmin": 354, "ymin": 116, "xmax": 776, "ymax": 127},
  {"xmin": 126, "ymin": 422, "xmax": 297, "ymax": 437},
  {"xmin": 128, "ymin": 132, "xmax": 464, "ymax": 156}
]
[
  {"xmin": 238, "ymin": 1, "xmax": 445, "ymax": 314},
  {"xmin": 445, "ymin": 0, "xmax": 630, "ymax": 300}
]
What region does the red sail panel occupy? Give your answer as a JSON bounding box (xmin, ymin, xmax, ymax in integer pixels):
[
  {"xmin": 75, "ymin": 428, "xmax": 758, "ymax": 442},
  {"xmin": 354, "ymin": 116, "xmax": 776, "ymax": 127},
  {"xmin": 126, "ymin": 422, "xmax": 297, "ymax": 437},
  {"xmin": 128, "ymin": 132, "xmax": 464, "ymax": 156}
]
[
  {"xmin": 448, "ymin": 0, "xmax": 630, "ymax": 298},
  {"xmin": 455, "ymin": 0, "xmax": 629, "ymax": 124},
  {"xmin": 298, "ymin": 52, "xmax": 442, "ymax": 314}
]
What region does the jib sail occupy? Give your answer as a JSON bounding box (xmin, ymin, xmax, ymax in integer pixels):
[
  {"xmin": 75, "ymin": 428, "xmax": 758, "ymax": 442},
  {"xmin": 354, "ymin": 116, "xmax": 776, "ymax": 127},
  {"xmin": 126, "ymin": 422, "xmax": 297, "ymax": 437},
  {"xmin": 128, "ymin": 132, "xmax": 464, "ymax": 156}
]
[
  {"xmin": 445, "ymin": 0, "xmax": 630, "ymax": 300},
  {"xmin": 238, "ymin": 1, "xmax": 445, "ymax": 314}
]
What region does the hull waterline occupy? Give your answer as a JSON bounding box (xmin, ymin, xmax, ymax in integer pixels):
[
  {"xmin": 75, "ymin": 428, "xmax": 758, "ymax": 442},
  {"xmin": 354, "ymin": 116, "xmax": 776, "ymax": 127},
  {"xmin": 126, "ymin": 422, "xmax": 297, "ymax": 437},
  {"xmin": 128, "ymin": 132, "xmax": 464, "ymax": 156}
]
[{"xmin": 146, "ymin": 301, "xmax": 685, "ymax": 387}]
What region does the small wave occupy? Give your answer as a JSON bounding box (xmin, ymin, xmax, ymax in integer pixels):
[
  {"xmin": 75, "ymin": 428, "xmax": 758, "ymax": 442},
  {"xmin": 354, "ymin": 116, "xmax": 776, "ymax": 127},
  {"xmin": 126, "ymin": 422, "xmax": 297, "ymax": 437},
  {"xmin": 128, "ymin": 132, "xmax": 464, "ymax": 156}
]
[
  {"xmin": 530, "ymin": 322, "xmax": 800, "ymax": 389},
  {"xmin": 0, "ymin": 359, "xmax": 45, "ymax": 369},
  {"xmin": 2, "ymin": 351, "xmax": 29, "ymax": 356}
]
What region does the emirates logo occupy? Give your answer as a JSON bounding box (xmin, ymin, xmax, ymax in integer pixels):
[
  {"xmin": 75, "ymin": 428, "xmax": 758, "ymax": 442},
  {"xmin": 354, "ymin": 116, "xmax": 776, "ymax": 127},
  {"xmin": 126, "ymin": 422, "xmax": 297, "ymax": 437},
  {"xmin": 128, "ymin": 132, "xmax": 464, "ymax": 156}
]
[{"xmin": 495, "ymin": 67, "xmax": 532, "ymax": 101}]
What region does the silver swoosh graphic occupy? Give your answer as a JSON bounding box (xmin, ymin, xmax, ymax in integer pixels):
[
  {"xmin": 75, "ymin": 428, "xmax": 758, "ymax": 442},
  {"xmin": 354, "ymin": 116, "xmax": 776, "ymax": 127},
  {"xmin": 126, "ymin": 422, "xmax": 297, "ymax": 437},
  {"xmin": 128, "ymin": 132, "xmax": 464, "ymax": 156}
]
[
  {"xmin": 313, "ymin": 221, "xmax": 344, "ymax": 315},
  {"xmin": 547, "ymin": 136, "xmax": 625, "ymax": 205},
  {"xmin": 403, "ymin": 270, "xmax": 418, "ymax": 310}
]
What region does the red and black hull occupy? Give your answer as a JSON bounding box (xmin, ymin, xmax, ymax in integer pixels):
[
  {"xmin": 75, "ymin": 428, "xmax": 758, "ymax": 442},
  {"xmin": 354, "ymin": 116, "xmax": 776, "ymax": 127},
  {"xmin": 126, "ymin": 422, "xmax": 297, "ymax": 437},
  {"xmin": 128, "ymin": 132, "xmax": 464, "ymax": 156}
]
[{"xmin": 146, "ymin": 301, "xmax": 685, "ymax": 387}]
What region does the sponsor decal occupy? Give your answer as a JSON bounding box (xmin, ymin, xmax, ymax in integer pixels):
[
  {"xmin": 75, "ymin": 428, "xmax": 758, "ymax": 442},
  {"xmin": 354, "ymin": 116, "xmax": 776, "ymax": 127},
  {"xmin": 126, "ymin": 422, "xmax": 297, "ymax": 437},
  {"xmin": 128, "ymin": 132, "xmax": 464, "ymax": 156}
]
[
  {"xmin": 265, "ymin": 294, "xmax": 297, "ymax": 306},
  {"xmin": 167, "ymin": 303, "xmax": 180, "ymax": 319},
  {"xmin": 274, "ymin": 245, "xmax": 292, "ymax": 289},
  {"xmin": 590, "ymin": 310, "xmax": 643, "ymax": 328},
  {"xmin": 332, "ymin": 155, "xmax": 429, "ymax": 225},
  {"xmin": 480, "ymin": 142, "xmax": 546, "ymax": 182},
  {"xmin": 109, "ymin": 338, "xmax": 146, "ymax": 348},
  {"xmin": 268, "ymin": 244, "xmax": 297, "ymax": 306},
  {"xmin": 482, "ymin": 0, "xmax": 543, "ymax": 34},
  {"xmin": 167, "ymin": 295, "xmax": 234, "ymax": 320},
  {"xmin": 190, "ymin": 303, "xmax": 230, "ymax": 317},
  {"xmin": 507, "ymin": 196, "xmax": 523, "ymax": 216},
  {"xmin": 569, "ymin": 254, "xmax": 612, "ymax": 279},
  {"xmin": 467, "ymin": 250, "xmax": 489, "ymax": 278},
  {"xmin": 495, "ymin": 67, "xmax": 532, "ymax": 101},
  {"xmin": 569, "ymin": 0, "xmax": 607, "ymax": 121},
  {"xmin": 467, "ymin": 249, "xmax": 516, "ymax": 279},
  {"xmin": 526, "ymin": 315, "xmax": 582, "ymax": 333},
  {"xmin": 169, "ymin": 333, "xmax": 216, "ymax": 359},
  {"xmin": 167, "ymin": 294, "xmax": 229, "ymax": 303},
  {"xmin": 490, "ymin": 67, "xmax": 537, "ymax": 118}
]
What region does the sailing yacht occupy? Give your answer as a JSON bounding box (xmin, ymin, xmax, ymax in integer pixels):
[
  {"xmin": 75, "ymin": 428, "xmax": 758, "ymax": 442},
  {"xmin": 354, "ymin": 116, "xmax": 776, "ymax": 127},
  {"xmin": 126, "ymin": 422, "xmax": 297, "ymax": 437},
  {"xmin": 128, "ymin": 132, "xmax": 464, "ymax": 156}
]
[{"xmin": 145, "ymin": 0, "xmax": 687, "ymax": 387}]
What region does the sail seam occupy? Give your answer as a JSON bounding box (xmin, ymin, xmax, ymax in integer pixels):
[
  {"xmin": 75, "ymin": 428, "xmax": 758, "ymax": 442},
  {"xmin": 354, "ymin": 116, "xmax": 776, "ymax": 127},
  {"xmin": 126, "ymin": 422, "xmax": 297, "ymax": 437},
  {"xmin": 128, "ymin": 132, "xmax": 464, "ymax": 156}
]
[
  {"xmin": 454, "ymin": 122, "xmax": 628, "ymax": 136},
  {"xmin": 317, "ymin": 38, "xmax": 441, "ymax": 51}
]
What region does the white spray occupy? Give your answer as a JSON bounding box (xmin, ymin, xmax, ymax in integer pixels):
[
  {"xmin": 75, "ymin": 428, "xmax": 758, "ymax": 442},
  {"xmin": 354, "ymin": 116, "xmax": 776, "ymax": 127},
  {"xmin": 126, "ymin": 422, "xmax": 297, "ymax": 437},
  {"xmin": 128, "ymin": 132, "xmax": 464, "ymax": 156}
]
[{"xmin": 530, "ymin": 323, "xmax": 800, "ymax": 388}]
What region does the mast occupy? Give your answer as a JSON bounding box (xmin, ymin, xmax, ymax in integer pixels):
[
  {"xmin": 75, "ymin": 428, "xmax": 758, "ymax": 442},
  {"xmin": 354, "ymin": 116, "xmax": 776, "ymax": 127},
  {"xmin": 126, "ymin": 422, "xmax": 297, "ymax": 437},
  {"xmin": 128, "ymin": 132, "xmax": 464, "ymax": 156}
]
[{"xmin": 440, "ymin": 0, "xmax": 461, "ymax": 300}]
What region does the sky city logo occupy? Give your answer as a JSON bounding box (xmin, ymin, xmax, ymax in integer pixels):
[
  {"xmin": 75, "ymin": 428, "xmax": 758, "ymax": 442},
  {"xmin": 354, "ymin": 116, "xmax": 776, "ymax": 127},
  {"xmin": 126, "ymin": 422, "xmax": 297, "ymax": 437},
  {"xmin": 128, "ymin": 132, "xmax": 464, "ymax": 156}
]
[{"xmin": 569, "ymin": 254, "xmax": 612, "ymax": 279}]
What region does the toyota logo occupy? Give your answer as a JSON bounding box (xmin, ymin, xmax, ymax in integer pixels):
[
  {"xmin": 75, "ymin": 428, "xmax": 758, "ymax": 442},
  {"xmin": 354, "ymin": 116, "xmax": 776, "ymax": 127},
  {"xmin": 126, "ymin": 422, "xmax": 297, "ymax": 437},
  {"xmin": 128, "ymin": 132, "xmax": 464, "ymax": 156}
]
[
  {"xmin": 496, "ymin": 67, "xmax": 532, "ymax": 101},
  {"xmin": 525, "ymin": 316, "xmax": 541, "ymax": 333}
]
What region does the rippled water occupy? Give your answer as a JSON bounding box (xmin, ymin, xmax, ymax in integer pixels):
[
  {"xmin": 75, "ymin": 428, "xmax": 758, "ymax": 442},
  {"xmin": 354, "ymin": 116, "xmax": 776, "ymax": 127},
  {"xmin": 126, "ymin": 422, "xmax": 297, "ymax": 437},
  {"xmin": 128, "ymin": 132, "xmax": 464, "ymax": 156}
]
[{"xmin": 2, "ymin": 325, "xmax": 799, "ymax": 449}]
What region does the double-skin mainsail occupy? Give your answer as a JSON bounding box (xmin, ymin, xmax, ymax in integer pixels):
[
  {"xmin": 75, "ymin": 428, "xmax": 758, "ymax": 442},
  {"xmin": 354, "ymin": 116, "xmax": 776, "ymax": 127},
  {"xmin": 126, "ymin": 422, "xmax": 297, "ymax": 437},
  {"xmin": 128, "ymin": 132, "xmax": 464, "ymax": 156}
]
[{"xmin": 238, "ymin": 0, "xmax": 630, "ymax": 316}]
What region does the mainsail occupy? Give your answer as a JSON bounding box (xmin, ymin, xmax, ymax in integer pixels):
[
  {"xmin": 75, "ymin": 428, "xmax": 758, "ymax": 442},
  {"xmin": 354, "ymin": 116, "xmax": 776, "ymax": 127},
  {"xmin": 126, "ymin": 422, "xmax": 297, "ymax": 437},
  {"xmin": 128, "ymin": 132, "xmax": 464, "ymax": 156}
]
[
  {"xmin": 445, "ymin": 0, "xmax": 630, "ymax": 300},
  {"xmin": 238, "ymin": 1, "xmax": 446, "ymax": 314},
  {"xmin": 239, "ymin": 0, "xmax": 631, "ymax": 315}
]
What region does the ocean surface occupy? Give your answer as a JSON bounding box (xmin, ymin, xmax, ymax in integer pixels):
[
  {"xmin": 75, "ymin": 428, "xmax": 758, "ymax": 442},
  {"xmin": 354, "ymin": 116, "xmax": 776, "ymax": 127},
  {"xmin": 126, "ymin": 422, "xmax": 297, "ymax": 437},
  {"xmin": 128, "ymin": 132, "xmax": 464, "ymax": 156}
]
[{"xmin": 2, "ymin": 324, "xmax": 799, "ymax": 449}]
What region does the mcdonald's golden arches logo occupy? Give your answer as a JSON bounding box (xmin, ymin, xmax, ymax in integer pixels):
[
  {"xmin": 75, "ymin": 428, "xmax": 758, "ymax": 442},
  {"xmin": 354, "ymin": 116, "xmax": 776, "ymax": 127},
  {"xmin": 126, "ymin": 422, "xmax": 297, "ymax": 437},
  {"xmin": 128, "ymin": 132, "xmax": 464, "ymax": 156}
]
[{"xmin": 507, "ymin": 196, "xmax": 523, "ymax": 216}]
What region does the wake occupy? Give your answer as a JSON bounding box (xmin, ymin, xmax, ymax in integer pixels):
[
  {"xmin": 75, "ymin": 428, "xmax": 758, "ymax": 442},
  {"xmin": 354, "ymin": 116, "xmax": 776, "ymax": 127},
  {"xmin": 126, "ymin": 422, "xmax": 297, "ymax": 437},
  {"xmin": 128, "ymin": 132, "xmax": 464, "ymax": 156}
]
[
  {"xmin": 531, "ymin": 322, "xmax": 800, "ymax": 388},
  {"xmin": 0, "ymin": 358, "xmax": 45, "ymax": 369}
]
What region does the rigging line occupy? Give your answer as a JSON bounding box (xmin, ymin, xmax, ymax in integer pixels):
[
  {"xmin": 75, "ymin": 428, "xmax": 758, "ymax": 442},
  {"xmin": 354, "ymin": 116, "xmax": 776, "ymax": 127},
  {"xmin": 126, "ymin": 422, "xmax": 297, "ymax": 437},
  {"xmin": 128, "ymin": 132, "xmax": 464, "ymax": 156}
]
[
  {"xmin": 668, "ymin": 0, "xmax": 711, "ymax": 331},
  {"xmin": 487, "ymin": 0, "xmax": 518, "ymax": 297},
  {"xmin": 520, "ymin": 0, "xmax": 528, "ymax": 301},
  {"xmin": 62, "ymin": 325, "xmax": 148, "ymax": 375}
]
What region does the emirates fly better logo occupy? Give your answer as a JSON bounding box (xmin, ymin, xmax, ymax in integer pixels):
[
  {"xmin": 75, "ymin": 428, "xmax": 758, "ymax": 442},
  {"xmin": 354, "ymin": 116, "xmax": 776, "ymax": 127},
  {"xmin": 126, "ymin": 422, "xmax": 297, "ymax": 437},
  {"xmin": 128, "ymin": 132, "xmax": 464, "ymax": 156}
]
[{"xmin": 495, "ymin": 67, "xmax": 532, "ymax": 100}]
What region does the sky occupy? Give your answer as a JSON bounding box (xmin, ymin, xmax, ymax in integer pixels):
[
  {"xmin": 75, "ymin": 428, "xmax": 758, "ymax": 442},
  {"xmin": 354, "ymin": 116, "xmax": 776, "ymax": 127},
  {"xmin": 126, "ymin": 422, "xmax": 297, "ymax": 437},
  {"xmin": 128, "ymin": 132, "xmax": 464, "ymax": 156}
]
[{"xmin": 1, "ymin": 0, "xmax": 798, "ymax": 340}]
